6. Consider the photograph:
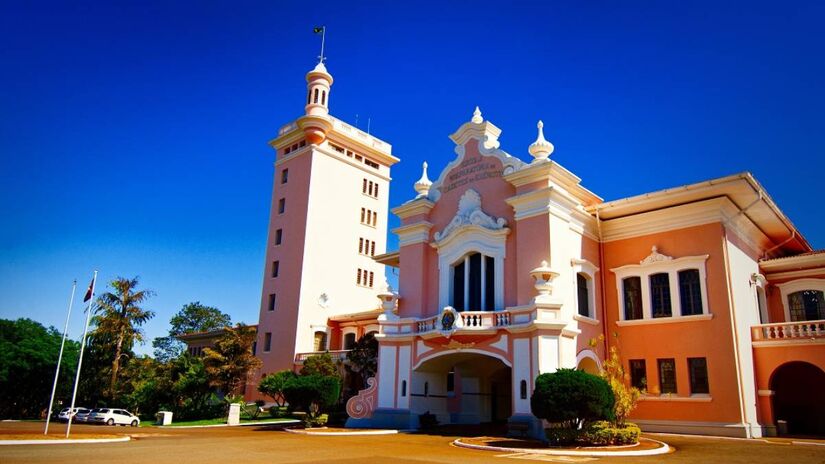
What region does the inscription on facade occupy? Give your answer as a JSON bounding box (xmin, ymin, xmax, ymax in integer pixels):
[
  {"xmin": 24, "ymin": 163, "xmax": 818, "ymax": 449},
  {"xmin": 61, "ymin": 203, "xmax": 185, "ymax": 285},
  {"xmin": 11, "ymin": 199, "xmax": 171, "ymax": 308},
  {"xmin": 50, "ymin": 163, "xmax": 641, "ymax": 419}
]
[{"xmin": 443, "ymin": 156, "xmax": 501, "ymax": 193}]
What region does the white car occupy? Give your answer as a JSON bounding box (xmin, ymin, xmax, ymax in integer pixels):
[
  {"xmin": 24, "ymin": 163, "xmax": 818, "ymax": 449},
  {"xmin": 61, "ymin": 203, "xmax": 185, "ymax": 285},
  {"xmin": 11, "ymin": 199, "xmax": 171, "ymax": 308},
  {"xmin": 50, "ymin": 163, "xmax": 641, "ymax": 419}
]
[
  {"xmin": 87, "ymin": 408, "xmax": 140, "ymax": 426},
  {"xmin": 57, "ymin": 407, "xmax": 89, "ymax": 422}
]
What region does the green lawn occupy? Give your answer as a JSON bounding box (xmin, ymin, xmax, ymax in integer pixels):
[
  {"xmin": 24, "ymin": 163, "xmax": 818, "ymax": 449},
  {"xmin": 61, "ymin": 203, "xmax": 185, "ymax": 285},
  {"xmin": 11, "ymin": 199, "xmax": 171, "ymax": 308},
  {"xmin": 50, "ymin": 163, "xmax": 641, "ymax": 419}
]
[{"xmin": 151, "ymin": 417, "xmax": 295, "ymax": 427}]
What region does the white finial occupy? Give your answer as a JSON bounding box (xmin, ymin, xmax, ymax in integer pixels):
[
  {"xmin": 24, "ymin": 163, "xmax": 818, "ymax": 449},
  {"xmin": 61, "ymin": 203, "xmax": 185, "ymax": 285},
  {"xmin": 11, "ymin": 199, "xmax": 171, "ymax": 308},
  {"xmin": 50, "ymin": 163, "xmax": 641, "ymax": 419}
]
[
  {"xmin": 471, "ymin": 106, "xmax": 483, "ymax": 124},
  {"xmin": 414, "ymin": 161, "xmax": 432, "ymax": 197},
  {"xmin": 528, "ymin": 119, "xmax": 554, "ymax": 162}
]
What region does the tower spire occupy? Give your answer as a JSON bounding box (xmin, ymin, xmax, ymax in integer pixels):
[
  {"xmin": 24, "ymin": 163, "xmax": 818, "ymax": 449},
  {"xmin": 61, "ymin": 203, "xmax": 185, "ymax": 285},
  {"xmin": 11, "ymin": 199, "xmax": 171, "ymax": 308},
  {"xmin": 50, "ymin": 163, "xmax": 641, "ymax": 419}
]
[
  {"xmin": 313, "ymin": 26, "xmax": 327, "ymax": 64},
  {"xmin": 528, "ymin": 120, "xmax": 554, "ymax": 162}
]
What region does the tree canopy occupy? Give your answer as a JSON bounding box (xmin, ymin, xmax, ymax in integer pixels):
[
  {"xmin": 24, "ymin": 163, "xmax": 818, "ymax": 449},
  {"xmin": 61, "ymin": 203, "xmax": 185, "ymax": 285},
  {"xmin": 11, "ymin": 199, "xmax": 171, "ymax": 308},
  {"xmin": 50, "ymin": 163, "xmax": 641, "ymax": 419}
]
[
  {"xmin": 153, "ymin": 302, "xmax": 231, "ymax": 362},
  {"xmin": 203, "ymin": 324, "xmax": 261, "ymax": 397},
  {"xmin": 0, "ymin": 318, "xmax": 80, "ymax": 419}
]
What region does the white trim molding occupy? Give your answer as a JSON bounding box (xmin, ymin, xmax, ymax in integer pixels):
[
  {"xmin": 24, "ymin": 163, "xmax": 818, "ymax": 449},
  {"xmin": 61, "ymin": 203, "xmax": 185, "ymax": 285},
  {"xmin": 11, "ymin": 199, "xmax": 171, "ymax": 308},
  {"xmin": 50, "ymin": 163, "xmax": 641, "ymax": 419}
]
[
  {"xmin": 776, "ymin": 278, "xmax": 825, "ymax": 322},
  {"xmin": 611, "ymin": 247, "xmax": 710, "ymax": 322}
]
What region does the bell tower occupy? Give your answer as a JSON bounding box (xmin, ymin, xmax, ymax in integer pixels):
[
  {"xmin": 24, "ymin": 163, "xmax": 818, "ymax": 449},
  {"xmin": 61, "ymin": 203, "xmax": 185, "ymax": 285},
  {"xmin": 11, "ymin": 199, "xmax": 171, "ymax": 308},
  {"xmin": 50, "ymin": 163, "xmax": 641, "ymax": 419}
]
[{"xmin": 298, "ymin": 62, "xmax": 334, "ymax": 145}]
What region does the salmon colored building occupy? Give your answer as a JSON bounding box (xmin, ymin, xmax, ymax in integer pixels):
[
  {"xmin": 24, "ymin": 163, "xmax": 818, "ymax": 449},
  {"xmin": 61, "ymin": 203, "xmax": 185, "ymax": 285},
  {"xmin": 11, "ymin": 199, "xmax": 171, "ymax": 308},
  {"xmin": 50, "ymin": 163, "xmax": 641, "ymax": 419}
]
[{"xmin": 252, "ymin": 59, "xmax": 825, "ymax": 439}]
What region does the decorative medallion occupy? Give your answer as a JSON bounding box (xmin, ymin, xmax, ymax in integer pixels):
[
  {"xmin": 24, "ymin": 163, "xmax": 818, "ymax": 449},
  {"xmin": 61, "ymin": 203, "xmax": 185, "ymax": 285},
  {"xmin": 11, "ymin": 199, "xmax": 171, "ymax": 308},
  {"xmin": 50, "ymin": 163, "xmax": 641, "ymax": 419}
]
[
  {"xmin": 442, "ymin": 339, "xmax": 476, "ymax": 350},
  {"xmin": 438, "ymin": 306, "xmax": 464, "ymax": 337},
  {"xmin": 640, "ymin": 246, "xmax": 673, "ymax": 265},
  {"xmin": 433, "ymin": 189, "xmax": 508, "ymax": 242}
]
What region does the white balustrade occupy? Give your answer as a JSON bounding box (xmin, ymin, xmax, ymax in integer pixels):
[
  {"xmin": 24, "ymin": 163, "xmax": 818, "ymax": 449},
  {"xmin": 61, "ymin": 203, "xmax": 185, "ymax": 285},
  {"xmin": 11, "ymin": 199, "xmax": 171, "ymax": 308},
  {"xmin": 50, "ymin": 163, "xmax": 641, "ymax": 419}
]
[
  {"xmin": 294, "ymin": 350, "xmax": 350, "ymax": 363},
  {"xmin": 751, "ymin": 320, "xmax": 825, "ymax": 341}
]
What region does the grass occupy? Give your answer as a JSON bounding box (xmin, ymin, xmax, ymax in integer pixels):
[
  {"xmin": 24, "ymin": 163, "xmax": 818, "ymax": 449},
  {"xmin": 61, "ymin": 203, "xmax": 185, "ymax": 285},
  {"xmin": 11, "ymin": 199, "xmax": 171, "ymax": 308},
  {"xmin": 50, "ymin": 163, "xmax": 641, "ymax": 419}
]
[{"xmin": 156, "ymin": 417, "xmax": 295, "ymax": 427}]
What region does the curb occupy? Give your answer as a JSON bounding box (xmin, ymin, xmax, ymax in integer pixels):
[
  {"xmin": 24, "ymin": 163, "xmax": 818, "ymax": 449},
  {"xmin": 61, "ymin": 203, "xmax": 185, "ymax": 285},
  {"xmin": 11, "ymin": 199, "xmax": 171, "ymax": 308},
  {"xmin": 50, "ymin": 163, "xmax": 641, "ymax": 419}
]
[
  {"xmin": 284, "ymin": 428, "xmax": 399, "ymax": 436},
  {"xmin": 158, "ymin": 420, "xmax": 300, "ymax": 429},
  {"xmin": 452, "ymin": 437, "xmax": 671, "ymax": 457},
  {"xmin": 0, "ymin": 436, "xmax": 131, "ymax": 446}
]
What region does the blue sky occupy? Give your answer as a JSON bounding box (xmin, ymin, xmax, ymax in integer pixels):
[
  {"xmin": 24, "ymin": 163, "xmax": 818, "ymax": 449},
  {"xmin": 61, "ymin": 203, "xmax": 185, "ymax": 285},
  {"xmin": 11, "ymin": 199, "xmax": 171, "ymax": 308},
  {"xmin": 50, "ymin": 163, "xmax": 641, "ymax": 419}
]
[{"xmin": 1, "ymin": 1, "xmax": 823, "ymax": 355}]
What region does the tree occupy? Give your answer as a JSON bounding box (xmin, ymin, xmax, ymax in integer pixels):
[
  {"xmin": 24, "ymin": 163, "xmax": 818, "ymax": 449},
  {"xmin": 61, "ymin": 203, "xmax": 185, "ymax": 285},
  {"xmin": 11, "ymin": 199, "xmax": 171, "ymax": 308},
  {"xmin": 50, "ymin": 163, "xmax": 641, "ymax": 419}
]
[
  {"xmin": 258, "ymin": 370, "xmax": 295, "ymax": 408},
  {"xmin": 202, "ymin": 324, "xmax": 262, "ymax": 397},
  {"xmin": 91, "ymin": 276, "xmax": 155, "ymax": 400},
  {"xmin": 300, "ymin": 352, "xmax": 338, "ymax": 377},
  {"xmin": 282, "ymin": 374, "xmax": 341, "ymax": 420},
  {"xmin": 153, "ymin": 302, "xmax": 231, "ymax": 362},
  {"xmin": 0, "ymin": 318, "xmax": 80, "ymax": 418},
  {"xmin": 346, "ymin": 333, "xmax": 377, "ymax": 383},
  {"xmin": 600, "ymin": 337, "xmax": 642, "ymax": 427},
  {"xmin": 531, "ymin": 369, "xmax": 615, "ymax": 430}
]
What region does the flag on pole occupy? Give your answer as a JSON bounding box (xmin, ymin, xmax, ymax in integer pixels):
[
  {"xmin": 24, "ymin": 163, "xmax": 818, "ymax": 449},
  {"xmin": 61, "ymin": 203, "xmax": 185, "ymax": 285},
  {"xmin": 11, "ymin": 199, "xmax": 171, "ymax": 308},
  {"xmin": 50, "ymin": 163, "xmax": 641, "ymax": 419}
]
[
  {"xmin": 313, "ymin": 26, "xmax": 325, "ymax": 34},
  {"xmin": 83, "ymin": 276, "xmax": 95, "ymax": 302}
]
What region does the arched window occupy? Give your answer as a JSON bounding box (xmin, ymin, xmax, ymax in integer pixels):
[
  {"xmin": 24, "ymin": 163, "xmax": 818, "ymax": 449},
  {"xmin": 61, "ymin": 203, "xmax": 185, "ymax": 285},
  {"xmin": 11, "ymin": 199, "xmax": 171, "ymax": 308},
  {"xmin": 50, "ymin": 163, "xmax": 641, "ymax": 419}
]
[
  {"xmin": 520, "ymin": 380, "xmax": 527, "ymax": 400},
  {"xmin": 321, "ymin": 90, "xmax": 326, "ymax": 106},
  {"xmin": 577, "ymin": 273, "xmax": 590, "ymax": 317},
  {"xmin": 313, "ymin": 331, "xmax": 327, "ymax": 351},
  {"xmin": 678, "ymin": 269, "xmax": 703, "ymax": 316},
  {"xmin": 424, "ymin": 382, "xmax": 429, "ymax": 397},
  {"xmin": 451, "ymin": 252, "xmax": 495, "ymax": 311},
  {"xmin": 307, "ymin": 90, "xmax": 311, "ymax": 105},
  {"xmin": 447, "ymin": 369, "xmax": 455, "ymax": 393},
  {"xmin": 313, "ymin": 88, "xmax": 319, "ymax": 104},
  {"xmin": 343, "ymin": 332, "xmax": 357, "ymax": 350},
  {"xmin": 788, "ymin": 290, "xmax": 825, "ymax": 321},
  {"xmin": 650, "ymin": 273, "xmax": 672, "ymax": 318},
  {"xmin": 401, "ymin": 380, "xmax": 407, "ymax": 397}
]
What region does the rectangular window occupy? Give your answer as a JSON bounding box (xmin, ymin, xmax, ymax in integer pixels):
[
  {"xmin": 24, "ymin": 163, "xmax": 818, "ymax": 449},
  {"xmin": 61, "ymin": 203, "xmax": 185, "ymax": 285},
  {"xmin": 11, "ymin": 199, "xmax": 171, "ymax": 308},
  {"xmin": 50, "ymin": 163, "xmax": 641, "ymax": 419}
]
[
  {"xmin": 650, "ymin": 273, "xmax": 672, "ymax": 318},
  {"xmin": 363, "ymin": 178, "xmax": 368, "ymax": 193},
  {"xmin": 453, "ymin": 260, "xmax": 465, "ymax": 311},
  {"xmin": 374, "ymin": 183, "xmax": 379, "ymax": 198},
  {"xmin": 360, "ymin": 208, "xmax": 366, "ymax": 224},
  {"xmin": 372, "ymin": 211, "xmax": 377, "ymax": 226},
  {"xmin": 370, "ymin": 240, "xmax": 376, "ymax": 256},
  {"xmin": 268, "ymin": 294, "xmax": 276, "ymax": 311},
  {"xmin": 278, "ymin": 198, "xmax": 285, "ymax": 214},
  {"xmin": 264, "ymin": 332, "xmax": 272, "ymax": 352},
  {"xmin": 468, "ymin": 253, "xmax": 482, "ymax": 310},
  {"xmin": 357, "ymin": 269, "xmax": 362, "ymax": 285},
  {"xmin": 688, "ymin": 358, "xmax": 709, "ymax": 394},
  {"xmin": 271, "ymin": 261, "xmax": 279, "ymax": 278},
  {"xmin": 657, "ymin": 358, "xmax": 677, "ymax": 394},
  {"xmin": 369, "ymin": 271, "xmax": 374, "ymax": 288},
  {"xmin": 484, "ymin": 255, "xmax": 495, "ymax": 311},
  {"xmin": 359, "ymin": 238, "xmax": 364, "ymax": 254},
  {"xmin": 281, "ymin": 169, "xmax": 288, "ymax": 184},
  {"xmin": 623, "ymin": 277, "xmax": 643, "ymax": 320},
  {"xmin": 629, "ymin": 359, "xmax": 647, "ymax": 390},
  {"xmin": 679, "ymin": 269, "xmax": 703, "ymax": 316},
  {"xmin": 275, "ymin": 229, "xmax": 283, "ymax": 245}
]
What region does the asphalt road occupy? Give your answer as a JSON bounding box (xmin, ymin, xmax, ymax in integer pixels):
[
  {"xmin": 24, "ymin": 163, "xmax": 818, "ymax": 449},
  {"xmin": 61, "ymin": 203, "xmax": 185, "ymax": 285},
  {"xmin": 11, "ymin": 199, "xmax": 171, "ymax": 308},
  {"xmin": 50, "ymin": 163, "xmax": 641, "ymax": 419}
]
[{"xmin": 1, "ymin": 422, "xmax": 823, "ymax": 464}]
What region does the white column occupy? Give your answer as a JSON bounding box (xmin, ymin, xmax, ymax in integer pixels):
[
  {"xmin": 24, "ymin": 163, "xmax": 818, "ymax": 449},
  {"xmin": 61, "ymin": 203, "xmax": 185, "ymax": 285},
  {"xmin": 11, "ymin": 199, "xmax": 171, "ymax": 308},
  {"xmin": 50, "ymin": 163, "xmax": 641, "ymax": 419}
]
[
  {"xmin": 512, "ymin": 338, "xmax": 531, "ymax": 414},
  {"xmin": 377, "ymin": 345, "xmax": 397, "ymax": 408}
]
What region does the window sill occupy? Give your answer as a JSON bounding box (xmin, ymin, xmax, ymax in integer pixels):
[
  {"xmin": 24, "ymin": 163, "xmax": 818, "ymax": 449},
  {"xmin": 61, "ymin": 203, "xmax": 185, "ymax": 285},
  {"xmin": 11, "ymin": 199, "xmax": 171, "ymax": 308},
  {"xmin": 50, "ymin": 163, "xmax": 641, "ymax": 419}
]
[
  {"xmin": 574, "ymin": 314, "xmax": 600, "ymax": 326},
  {"xmin": 638, "ymin": 394, "xmax": 712, "ymax": 402},
  {"xmin": 616, "ymin": 313, "xmax": 713, "ymax": 327}
]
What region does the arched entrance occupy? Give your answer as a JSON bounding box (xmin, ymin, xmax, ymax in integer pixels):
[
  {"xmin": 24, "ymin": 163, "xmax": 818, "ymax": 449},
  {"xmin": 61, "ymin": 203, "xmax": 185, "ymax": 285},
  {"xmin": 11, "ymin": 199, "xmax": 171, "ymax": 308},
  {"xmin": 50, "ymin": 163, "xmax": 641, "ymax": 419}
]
[
  {"xmin": 771, "ymin": 361, "xmax": 825, "ymax": 436},
  {"xmin": 576, "ymin": 350, "xmax": 601, "ymax": 375},
  {"xmin": 411, "ymin": 352, "xmax": 512, "ymax": 425}
]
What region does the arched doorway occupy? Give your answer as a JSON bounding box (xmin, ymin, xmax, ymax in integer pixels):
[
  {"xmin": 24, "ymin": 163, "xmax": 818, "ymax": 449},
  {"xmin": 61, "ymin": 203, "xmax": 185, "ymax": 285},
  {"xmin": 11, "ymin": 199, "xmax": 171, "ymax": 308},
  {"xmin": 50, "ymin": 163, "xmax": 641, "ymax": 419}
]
[
  {"xmin": 771, "ymin": 361, "xmax": 825, "ymax": 436},
  {"xmin": 411, "ymin": 352, "xmax": 512, "ymax": 425},
  {"xmin": 576, "ymin": 350, "xmax": 601, "ymax": 375}
]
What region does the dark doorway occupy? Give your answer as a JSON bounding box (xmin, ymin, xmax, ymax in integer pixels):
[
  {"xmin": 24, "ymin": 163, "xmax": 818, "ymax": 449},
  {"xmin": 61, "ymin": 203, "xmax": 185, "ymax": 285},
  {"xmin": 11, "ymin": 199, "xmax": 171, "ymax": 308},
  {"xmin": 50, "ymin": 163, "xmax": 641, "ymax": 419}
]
[{"xmin": 771, "ymin": 361, "xmax": 825, "ymax": 436}]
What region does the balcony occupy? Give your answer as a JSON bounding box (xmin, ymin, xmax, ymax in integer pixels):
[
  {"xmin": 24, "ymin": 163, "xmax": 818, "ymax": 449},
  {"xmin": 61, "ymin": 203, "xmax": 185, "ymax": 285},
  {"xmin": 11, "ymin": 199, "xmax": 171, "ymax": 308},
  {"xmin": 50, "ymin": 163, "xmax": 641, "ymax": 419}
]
[
  {"xmin": 294, "ymin": 350, "xmax": 351, "ymax": 364},
  {"xmin": 751, "ymin": 320, "xmax": 825, "ymax": 346},
  {"xmin": 415, "ymin": 311, "xmax": 513, "ymax": 334}
]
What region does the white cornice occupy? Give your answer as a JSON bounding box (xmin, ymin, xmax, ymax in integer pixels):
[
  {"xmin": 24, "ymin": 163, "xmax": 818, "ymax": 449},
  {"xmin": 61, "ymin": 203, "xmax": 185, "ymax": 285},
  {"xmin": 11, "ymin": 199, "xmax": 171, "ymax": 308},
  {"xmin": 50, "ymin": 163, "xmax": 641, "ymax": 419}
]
[
  {"xmin": 306, "ymin": 144, "xmax": 392, "ymax": 181},
  {"xmin": 391, "ymin": 198, "xmax": 435, "ymax": 219},
  {"xmin": 503, "ymin": 159, "xmax": 602, "ymax": 207},
  {"xmin": 391, "ymin": 222, "xmax": 433, "ymax": 247},
  {"xmin": 760, "ymin": 253, "xmax": 825, "ymax": 272},
  {"xmin": 765, "ymin": 268, "xmax": 825, "ymax": 281}
]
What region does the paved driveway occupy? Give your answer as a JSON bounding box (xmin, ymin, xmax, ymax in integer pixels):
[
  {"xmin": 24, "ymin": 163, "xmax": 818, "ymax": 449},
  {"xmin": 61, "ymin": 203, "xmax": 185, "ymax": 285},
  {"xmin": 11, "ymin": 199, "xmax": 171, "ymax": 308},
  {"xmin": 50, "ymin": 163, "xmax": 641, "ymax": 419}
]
[{"xmin": 1, "ymin": 422, "xmax": 823, "ymax": 463}]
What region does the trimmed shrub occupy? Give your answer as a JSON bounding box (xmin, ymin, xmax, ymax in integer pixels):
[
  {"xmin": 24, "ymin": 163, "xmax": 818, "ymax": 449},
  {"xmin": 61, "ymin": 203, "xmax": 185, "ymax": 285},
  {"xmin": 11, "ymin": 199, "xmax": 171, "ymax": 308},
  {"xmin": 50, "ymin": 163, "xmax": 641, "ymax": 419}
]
[
  {"xmin": 282, "ymin": 374, "xmax": 341, "ymax": 427},
  {"xmin": 580, "ymin": 421, "xmax": 641, "ymax": 445},
  {"xmin": 531, "ymin": 369, "xmax": 615, "ymax": 429}
]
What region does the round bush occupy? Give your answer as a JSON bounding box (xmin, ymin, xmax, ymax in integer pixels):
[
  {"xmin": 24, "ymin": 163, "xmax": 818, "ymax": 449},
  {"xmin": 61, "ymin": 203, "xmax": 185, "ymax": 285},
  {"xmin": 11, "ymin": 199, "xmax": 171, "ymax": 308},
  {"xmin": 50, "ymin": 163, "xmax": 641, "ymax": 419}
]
[
  {"xmin": 531, "ymin": 368, "xmax": 615, "ymax": 429},
  {"xmin": 581, "ymin": 421, "xmax": 641, "ymax": 445}
]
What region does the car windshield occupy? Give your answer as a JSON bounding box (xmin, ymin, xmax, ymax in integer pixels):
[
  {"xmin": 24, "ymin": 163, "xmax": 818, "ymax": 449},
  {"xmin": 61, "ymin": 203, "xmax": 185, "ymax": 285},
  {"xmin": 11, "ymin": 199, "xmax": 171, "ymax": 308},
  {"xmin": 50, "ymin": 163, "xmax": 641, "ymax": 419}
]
[
  {"xmin": 77, "ymin": 409, "xmax": 90, "ymax": 414},
  {"xmin": 98, "ymin": 409, "xmax": 109, "ymax": 413}
]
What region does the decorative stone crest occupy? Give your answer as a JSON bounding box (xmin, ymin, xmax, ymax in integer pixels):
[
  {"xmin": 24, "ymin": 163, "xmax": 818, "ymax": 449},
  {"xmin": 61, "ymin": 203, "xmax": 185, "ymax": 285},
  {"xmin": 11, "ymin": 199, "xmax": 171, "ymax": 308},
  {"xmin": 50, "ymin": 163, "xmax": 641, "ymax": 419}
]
[
  {"xmin": 640, "ymin": 246, "xmax": 673, "ymax": 265},
  {"xmin": 438, "ymin": 306, "xmax": 464, "ymax": 337},
  {"xmin": 433, "ymin": 189, "xmax": 508, "ymax": 241}
]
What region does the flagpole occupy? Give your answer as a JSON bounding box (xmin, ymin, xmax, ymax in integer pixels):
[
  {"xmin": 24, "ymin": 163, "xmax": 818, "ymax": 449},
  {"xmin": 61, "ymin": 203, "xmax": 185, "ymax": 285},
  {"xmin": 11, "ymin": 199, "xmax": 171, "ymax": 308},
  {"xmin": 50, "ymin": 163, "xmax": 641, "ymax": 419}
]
[
  {"xmin": 44, "ymin": 280, "xmax": 77, "ymax": 435},
  {"xmin": 66, "ymin": 271, "xmax": 97, "ymax": 438},
  {"xmin": 319, "ymin": 26, "xmax": 326, "ymax": 63}
]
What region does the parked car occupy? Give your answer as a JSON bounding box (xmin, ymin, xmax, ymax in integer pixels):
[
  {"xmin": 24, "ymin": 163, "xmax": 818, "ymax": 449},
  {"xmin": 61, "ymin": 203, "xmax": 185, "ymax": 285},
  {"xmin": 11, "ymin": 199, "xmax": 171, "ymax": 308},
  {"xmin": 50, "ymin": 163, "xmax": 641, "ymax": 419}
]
[
  {"xmin": 75, "ymin": 408, "xmax": 98, "ymax": 423},
  {"xmin": 87, "ymin": 408, "xmax": 140, "ymax": 427},
  {"xmin": 57, "ymin": 407, "xmax": 88, "ymax": 422}
]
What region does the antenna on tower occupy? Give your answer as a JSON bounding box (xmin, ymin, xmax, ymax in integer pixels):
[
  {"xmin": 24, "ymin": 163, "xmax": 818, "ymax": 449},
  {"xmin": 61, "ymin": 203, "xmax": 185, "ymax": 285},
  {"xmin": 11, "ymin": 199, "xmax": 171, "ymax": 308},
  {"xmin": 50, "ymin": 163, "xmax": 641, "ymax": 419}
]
[
  {"xmin": 313, "ymin": 26, "xmax": 327, "ymax": 64},
  {"xmin": 355, "ymin": 114, "xmax": 359, "ymax": 128},
  {"xmin": 367, "ymin": 117, "xmax": 371, "ymax": 135}
]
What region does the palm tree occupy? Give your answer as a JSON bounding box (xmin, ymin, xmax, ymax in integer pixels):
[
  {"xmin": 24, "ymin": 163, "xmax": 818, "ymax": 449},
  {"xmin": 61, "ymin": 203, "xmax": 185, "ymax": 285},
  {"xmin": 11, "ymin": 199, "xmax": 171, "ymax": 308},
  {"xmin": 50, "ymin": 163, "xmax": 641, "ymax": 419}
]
[{"xmin": 92, "ymin": 276, "xmax": 155, "ymax": 400}]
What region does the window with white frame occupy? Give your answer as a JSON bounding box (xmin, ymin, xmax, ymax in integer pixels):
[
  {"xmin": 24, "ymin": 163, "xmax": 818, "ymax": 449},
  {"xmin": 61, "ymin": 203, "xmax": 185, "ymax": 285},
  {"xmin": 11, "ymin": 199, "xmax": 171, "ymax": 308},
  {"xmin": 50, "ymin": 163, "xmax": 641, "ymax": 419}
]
[
  {"xmin": 611, "ymin": 247, "xmax": 710, "ymax": 322},
  {"xmin": 450, "ymin": 252, "xmax": 495, "ymax": 311},
  {"xmin": 777, "ymin": 279, "xmax": 825, "ymax": 322},
  {"xmin": 572, "ymin": 259, "xmax": 599, "ymax": 319}
]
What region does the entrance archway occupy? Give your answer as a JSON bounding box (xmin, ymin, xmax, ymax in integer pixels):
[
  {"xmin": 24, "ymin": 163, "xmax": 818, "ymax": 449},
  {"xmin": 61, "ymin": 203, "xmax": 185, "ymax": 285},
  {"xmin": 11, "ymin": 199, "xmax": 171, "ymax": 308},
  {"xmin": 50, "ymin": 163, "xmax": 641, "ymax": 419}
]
[
  {"xmin": 770, "ymin": 361, "xmax": 825, "ymax": 436},
  {"xmin": 410, "ymin": 352, "xmax": 511, "ymax": 425}
]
